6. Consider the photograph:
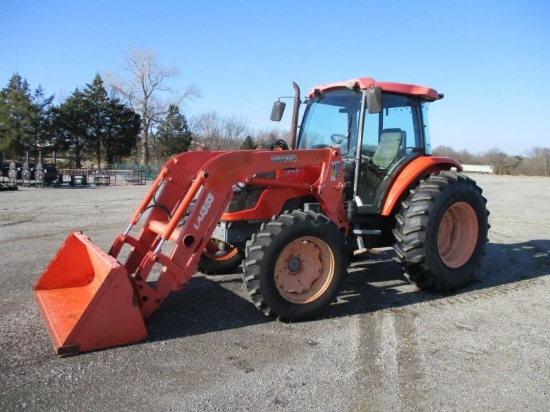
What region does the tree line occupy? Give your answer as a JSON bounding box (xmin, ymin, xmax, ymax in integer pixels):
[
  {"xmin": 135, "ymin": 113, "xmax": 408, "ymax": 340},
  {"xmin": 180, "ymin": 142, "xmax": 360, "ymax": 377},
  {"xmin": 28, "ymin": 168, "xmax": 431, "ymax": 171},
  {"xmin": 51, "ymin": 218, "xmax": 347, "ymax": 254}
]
[
  {"xmin": 1, "ymin": 47, "xmax": 548, "ymax": 176},
  {"xmin": 432, "ymin": 146, "xmax": 550, "ymax": 177},
  {"xmin": 0, "ymin": 48, "xmax": 286, "ymax": 170},
  {"xmin": 0, "ymin": 73, "xmax": 140, "ymax": 168}
]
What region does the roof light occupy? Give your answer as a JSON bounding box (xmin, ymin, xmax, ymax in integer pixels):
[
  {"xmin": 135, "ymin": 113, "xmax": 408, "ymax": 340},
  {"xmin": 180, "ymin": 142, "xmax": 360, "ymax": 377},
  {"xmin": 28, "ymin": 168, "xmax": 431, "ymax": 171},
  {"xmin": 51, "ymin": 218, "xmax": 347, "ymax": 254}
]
[
  {"xmin": 345, "ymin": 80, "xmax": 357, "ymax": 89},
  {"xmin": 307, "ymin": 88, "xmax": 320, "ymax": 97}
]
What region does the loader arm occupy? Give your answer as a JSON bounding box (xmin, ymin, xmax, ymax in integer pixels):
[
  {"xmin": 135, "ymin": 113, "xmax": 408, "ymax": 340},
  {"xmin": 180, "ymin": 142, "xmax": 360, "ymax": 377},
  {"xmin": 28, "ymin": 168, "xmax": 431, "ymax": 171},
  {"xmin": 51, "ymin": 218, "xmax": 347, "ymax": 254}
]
[
  {"xmin": 111, "ymin": 148, "xmax": 347, "ymax": 318},
  {"xmin": 34, "ymin": 148, "xmax": 347, "ymax": 355}
]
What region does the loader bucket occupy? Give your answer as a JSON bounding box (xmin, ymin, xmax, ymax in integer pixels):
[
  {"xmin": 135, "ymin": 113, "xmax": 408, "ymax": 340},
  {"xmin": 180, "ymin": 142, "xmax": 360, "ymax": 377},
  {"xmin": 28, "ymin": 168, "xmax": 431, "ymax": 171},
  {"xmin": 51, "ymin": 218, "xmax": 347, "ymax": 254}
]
[{"xmin": 34, "ymin": 232, "xmax": 147, "ymax": 356}]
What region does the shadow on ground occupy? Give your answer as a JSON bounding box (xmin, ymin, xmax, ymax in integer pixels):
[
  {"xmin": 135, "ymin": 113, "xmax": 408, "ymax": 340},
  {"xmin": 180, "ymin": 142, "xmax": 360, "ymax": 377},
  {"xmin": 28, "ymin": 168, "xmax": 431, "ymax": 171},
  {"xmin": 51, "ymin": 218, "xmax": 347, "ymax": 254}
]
[{"xmin": 144, "ymin": 239, "xmax": 550, "ymax": 344}]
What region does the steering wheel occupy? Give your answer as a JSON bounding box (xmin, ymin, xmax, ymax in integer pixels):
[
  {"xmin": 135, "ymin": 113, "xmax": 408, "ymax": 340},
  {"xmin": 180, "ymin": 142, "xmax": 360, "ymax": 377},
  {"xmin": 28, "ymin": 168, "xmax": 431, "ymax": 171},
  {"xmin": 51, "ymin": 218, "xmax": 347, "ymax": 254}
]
[{"xmin": 330, "ymin": 134, "xmax": 346, "ymax": 145}]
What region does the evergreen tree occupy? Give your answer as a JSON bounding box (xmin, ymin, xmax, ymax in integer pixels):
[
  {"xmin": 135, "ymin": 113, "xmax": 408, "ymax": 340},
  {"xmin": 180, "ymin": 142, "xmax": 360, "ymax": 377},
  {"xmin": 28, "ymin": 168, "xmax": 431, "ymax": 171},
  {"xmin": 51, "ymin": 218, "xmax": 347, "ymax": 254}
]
[
  {"xmin": 83, "ymin": 74, "xmax": 140, "ymax": 167},
  {"xmin": 52, "ymin": 89, "xmax": 89, "ymax": 168},
  {"xmin": 28, "ymin": 85, "xmax": 55, "ymax": 158},
  {"xmin": 82, "ymin": 74, "xmax": 111, "ymax": 168},
  {"xmin": 52, "ymin": 74, "xmax": 140, "ymax": 168},
  {"xmin": 156, "ymin": 104, "xmax": 193, "ymax": 158},
  {"xmin": 240, "ymin": 135, "xmax": 257, "ymax": 150},
  {"xmin": 0, "ymin": 74, "xmax": 55, "ymax": 161},
  {"xmin": 0, "ymin": 74, "xmax": 34, "ymax": 157},
  {"xmin": 103, "ymin": 98, "xmax": 141, "ymax": 164}
]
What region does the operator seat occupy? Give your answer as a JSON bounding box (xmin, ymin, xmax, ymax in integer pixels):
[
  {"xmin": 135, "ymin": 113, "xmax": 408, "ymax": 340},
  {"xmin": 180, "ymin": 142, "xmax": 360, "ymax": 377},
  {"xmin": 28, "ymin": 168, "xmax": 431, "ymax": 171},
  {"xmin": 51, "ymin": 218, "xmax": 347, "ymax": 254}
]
[{"xmin": 372, "ymin": 128, "xmax": 405, "ymax": 169}]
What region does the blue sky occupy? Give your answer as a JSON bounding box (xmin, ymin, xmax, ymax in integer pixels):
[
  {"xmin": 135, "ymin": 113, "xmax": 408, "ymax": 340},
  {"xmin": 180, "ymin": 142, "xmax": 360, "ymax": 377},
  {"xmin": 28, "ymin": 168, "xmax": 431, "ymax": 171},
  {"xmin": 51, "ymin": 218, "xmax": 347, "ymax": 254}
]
[{"xmin": 1, "ymin": 0, "xmax": 549, "ymax": 155}]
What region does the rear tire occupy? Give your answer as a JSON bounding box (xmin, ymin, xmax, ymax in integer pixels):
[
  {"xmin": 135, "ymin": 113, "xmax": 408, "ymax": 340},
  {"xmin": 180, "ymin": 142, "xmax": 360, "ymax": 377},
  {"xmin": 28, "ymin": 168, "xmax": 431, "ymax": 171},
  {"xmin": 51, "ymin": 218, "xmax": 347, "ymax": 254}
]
[
  {"xmin": 393, "ymin": 171, "xmax": 489, "ymax": 291},
  {"xmin": 243, "ymin": 210, "xmax": 349, "ymax": 320}
]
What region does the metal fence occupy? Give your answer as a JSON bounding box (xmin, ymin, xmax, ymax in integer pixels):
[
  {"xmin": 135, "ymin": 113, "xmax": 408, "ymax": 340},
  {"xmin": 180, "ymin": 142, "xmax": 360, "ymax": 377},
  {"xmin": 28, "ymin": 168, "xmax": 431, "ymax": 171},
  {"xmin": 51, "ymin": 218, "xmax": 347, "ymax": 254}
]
[{"xmin": 57, "ymin": 164, "xmax": 163, "ymax": 186}]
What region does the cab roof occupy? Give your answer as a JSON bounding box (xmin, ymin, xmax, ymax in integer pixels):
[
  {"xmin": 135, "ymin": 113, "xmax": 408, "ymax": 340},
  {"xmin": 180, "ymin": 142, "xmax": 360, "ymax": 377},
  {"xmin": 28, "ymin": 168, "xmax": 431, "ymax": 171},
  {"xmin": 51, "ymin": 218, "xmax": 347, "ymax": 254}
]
[{"xmin": 308, "ymin": 77, "xmax": 442, "ymax": 101}]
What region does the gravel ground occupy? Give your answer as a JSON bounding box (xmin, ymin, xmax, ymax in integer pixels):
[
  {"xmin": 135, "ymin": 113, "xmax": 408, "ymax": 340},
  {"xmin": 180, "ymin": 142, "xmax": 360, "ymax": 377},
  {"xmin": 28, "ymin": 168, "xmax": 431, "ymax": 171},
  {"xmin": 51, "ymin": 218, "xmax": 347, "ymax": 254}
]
[{"xmin": 0, "ymin": 174, "xmax": 549, "ymax": 411}]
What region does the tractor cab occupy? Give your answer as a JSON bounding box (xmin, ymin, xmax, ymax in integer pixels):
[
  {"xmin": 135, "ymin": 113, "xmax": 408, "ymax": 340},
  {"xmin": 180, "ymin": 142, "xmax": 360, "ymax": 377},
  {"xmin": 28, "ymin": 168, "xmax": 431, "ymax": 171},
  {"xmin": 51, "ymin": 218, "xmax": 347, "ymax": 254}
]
[{"xmin": 295, "ymin": 78, "xmax": 439, "ymax": 212}]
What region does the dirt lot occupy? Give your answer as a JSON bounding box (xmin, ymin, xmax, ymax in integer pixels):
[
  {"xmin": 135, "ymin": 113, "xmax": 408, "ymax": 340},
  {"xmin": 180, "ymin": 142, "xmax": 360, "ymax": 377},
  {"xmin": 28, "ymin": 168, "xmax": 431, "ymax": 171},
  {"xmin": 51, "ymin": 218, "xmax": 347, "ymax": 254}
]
[{"xmin": 1, "ymin": 174, "xmax": 549, "ymax": 411}]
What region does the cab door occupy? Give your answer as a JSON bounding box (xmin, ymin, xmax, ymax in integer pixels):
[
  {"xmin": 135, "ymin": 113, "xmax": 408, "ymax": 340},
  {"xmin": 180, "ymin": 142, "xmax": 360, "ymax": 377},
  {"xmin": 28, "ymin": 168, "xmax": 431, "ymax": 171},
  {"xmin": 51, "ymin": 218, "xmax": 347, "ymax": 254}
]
[{"xmin": 355, "ymin": 93, "xmax": 424, "ymax": 211}]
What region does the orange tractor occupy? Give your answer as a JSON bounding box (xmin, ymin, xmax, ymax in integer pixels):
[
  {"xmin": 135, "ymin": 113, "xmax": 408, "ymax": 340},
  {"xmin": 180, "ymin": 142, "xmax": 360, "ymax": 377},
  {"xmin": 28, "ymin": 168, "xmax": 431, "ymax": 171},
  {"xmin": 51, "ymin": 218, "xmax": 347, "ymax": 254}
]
[{"xmin": 34, "ymin": 78, "xmax": 489, "ymax": 355}]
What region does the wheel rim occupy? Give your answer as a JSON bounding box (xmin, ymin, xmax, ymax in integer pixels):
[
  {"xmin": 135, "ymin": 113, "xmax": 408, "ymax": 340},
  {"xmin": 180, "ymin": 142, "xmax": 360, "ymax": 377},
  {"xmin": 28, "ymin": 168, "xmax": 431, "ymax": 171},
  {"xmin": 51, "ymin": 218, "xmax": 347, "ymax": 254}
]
[
  {"xmin": 437, "ymin": 202, "xmax": 479, "ymax": 268},
  {"xmin": 203, "ymin": 240, "xmax": 239, "ymax": 261},
  {"xmin": 274, "ymin": 236, "xmax": 335, "ymax": 304}
]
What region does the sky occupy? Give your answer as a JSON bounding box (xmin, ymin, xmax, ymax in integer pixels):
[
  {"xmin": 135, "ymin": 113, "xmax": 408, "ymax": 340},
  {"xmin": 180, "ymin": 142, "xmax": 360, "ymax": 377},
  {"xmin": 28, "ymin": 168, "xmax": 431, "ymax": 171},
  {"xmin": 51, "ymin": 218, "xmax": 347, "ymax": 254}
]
[{"xmin": 1, "ymin": 0, "xmax": 549, "ymax": 155}]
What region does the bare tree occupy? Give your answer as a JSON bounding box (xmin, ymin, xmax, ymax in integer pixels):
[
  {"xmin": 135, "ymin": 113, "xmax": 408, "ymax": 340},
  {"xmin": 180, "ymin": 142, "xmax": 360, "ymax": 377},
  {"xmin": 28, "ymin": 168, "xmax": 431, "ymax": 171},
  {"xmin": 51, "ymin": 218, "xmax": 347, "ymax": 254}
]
[
  {"xmin": 254, "ymin": 128, "xmax": 290, "ymax": 149},
  {"xmin": 189, "ymin": 112, "xmax": 222, "ymax": 149},
  {"xmin": 105, "ymin": 47, "xmax": 199, "ymax": 164},
  {"xmin": 480, "ymin": 148, "xmax": 515, "ymax": 175},
  {"xmin": 435, "ymin": 144, "xmax": 550, "ymax": 176},
  {"xmin": 190, "ymin": 111, "xmax": 250, "ymax": 150},
  {"xmin": 516, "ymin": 147, "xmax": 550, "ymax": 176}
]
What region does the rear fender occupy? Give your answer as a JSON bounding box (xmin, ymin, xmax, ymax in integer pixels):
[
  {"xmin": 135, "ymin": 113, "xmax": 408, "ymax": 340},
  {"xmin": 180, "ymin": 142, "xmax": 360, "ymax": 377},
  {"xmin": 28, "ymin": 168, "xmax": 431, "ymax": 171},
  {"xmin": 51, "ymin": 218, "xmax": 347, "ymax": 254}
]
[{"xmin": 381, "ymin": 156, "xmax": 462, "ymax": 216}]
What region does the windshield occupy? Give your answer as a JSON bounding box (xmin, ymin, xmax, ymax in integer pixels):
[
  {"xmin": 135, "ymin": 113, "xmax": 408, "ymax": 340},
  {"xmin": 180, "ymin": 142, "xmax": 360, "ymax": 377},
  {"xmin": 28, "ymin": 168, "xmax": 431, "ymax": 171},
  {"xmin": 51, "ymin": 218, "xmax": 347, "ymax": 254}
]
[{"xmin": 297, "ymin": 88, "xmax": 362, "ymax": 156}]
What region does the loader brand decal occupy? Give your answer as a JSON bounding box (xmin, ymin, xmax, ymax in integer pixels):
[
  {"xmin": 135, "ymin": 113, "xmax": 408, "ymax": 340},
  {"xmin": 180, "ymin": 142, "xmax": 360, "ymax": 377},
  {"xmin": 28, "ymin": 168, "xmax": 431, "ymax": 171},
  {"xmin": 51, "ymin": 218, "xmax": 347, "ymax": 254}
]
[
  {"xmin": 194, "ymin": 192, "xmax": 215, "ymax": 230},
  {"xmin": 271, "ymin": 154, "xmax": 298, "ymax": 163},
  {"xmin": 330, "ymin": 161, "xmax": 341, "ymax": 181}
]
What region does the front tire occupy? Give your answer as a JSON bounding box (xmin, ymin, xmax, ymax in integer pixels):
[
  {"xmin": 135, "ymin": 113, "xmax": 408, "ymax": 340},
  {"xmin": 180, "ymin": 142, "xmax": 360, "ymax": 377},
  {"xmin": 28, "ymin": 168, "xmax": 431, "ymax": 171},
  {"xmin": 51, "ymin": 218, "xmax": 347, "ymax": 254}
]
[
  {"xmin": 393, "ymin": 171, "xmax": 489, "ymax": 291},
  {"xmin": 243, "ymin": 210, "xmax": 349, "ymax": 320}
]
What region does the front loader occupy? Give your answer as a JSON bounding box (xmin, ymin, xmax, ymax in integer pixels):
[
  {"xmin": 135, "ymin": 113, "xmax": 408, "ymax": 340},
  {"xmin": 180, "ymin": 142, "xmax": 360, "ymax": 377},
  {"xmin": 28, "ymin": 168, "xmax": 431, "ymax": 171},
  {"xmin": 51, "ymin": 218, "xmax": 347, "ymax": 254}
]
[
  {"xmin": 34, "ymin": 149, "xmax": 348, "ymax": 355},
  {"xmin": 34, "ymin": 77, "xmax": 489, "ymax": 355}
]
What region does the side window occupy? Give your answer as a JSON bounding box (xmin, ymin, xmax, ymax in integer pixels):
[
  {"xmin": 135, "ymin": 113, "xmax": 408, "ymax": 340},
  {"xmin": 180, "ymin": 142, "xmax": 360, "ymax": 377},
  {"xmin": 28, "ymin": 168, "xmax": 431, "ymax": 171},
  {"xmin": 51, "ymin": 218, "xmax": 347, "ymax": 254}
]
[
  {"xmin": 358, "ymin": 93, "xmax": 423, "ymax": 208},
  {"xmin": 421, "ymin": 102, "xmax": 432, "ymax": 154},
  {"xmin": 362, "ymin": 110, "xmax": 380, "ymax": 155},
  {"xmin": 361, "ymin": 94, "xmax": 421, "ymax": 155},
  {"xmin": 380, "ymin": 94, "xmax": 420, "ymax": 152}
]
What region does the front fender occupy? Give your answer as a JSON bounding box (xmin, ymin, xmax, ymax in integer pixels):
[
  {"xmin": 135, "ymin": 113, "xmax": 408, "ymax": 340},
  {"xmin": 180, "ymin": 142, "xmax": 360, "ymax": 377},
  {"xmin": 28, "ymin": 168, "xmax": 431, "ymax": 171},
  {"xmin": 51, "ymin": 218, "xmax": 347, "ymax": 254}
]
[{"xmin": 381, "ymin": 156, "xmax": 462, "ymax": 216}]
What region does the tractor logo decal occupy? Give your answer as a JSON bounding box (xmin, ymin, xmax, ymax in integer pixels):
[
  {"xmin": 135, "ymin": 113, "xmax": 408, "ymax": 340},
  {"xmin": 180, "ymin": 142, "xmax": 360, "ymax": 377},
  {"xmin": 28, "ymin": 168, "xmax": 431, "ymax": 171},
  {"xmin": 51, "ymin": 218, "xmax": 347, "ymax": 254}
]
[
  {"xmin": 271, "ymin": 154, "xmax": 297, "ymax": 163},
  {"xmin": 194, "ymin": 192, "xmax": 215, "ymax": 230}
]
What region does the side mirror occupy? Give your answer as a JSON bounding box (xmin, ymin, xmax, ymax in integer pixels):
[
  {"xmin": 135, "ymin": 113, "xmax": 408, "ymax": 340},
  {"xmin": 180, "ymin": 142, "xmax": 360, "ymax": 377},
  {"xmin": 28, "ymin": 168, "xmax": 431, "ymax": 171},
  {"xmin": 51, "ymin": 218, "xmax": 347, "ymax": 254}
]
[
  {"xmin": 366, "ymin": 86, "xmax": 382, "ymax": 114},
  {"xmin": 270, "ymin": 101, "xmax": 286, "ymax": 121}
]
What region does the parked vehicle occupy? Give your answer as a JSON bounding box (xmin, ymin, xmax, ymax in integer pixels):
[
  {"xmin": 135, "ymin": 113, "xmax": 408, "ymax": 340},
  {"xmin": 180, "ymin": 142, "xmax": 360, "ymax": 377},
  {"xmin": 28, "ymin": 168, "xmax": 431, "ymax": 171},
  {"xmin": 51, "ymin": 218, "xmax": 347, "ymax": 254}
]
[{"xmin": 1, "ymin": 161, "xmax": 58, "ymax": 184}]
